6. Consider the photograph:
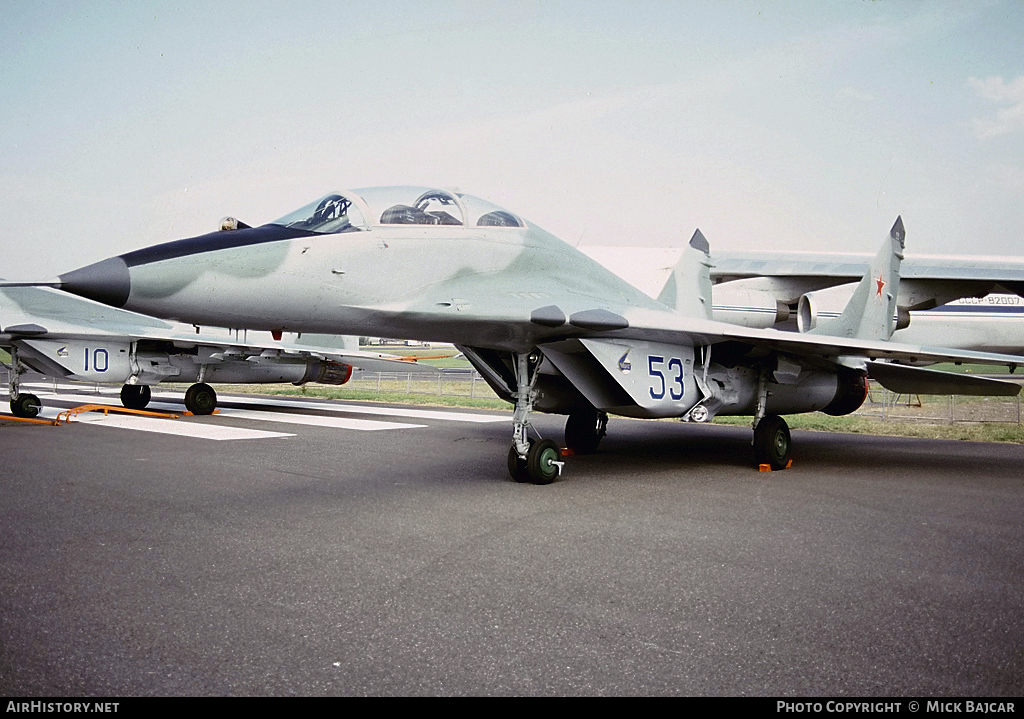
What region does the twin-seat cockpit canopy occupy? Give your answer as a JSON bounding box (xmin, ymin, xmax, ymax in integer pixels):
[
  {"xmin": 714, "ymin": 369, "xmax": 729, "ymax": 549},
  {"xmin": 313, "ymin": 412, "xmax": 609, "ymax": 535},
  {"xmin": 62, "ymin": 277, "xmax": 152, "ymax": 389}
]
[{"xmin": 271, "ymin": 187, "xmax": 525, "ymax": 235}]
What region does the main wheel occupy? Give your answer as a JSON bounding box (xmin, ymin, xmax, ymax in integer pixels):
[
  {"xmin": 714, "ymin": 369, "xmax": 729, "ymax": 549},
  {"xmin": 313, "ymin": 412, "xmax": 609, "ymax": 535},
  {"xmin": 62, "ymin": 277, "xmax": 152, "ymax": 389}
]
[
  {"xmin": 753, "ymin": 414, "xmax": 791, "ymax": 470},
  {"xmin": 526, "ymin": 438, "xmax": 562, "ymax": 485},
  {"xmin": 564, "ymin": 410, "xmax": 607, "ymax": 454},
  {"xmin": 120, "ymin": 384, "xmax": 152, "ymax": 410},
  {"xmin": 507, "ymin": 444, "xmax": 530, "ymax": 483},
  {"xmin": 184, "ymin": 383, "xmax": 217, "ymax": 415},
  {"xmin": 10, "ymin": 393, "xmax": 41, "ymax": 418}
]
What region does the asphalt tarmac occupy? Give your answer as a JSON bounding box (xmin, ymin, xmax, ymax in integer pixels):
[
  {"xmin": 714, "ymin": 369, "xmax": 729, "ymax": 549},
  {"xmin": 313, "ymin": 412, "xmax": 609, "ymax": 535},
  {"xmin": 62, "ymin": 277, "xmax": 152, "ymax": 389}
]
[{"xmin": 1, "ymin": 389, "xmax": 1022, "ymax": 696}]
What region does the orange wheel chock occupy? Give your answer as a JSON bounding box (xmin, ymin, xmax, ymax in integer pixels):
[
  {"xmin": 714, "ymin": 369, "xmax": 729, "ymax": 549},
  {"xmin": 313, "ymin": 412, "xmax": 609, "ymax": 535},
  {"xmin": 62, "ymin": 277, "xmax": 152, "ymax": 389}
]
[{"xmin": 758, "ymin": 459, "xmax": 794, "ymax": 473}]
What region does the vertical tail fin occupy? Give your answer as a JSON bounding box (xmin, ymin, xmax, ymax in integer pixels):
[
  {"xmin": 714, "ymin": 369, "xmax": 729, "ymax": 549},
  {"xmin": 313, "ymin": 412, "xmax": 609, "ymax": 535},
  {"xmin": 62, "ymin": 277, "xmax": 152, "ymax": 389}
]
[
  {"xmin": 656, "ymin": 229, "xmax": 714, "ymax": 320},
  {"xmin": 809, "ymin": 216, "xmax": 905, "ymax": 340}
]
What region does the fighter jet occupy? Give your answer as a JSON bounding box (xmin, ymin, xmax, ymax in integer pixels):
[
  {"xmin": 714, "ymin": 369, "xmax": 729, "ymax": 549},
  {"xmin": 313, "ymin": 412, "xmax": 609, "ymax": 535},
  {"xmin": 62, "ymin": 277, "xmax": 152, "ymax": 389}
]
[
  {"xmin": 51, "ymin": 187, "xmax": 1023, "ymax": 483},
  {"xmin": 0, "ymin": 282, "xmax": 435, "ymax": 419}
]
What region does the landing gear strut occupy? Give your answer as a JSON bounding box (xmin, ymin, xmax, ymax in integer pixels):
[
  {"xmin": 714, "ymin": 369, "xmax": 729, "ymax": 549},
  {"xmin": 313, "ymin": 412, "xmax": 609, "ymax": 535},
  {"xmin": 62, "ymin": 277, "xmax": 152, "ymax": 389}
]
[
  {"xmin": 749, "ymin": 364, "xmax": 792, "ymax": 470},
  {"xmin": 6, "ymin": 348, "xmax": 41, "ymax": 418},
  {"xmin": 508, "ymin": 351, "xmax": 564, "ymax": 484}
]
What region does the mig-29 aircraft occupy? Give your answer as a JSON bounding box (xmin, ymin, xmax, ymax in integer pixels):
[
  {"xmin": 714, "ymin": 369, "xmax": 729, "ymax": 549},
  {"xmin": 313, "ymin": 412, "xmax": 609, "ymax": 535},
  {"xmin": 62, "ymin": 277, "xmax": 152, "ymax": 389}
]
[
  {"xmin": 48, "ymin": 187, "xmax": 1024, "ymax": 483},
  {"xmin": 0, "ymin": 282, "xmax": 435, "ymax": 418}
]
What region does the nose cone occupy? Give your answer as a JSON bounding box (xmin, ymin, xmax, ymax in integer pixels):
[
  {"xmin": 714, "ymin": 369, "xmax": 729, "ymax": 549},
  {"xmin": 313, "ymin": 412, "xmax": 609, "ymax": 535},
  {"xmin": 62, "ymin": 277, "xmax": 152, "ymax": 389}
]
[{"xmin": 59, "ymin": 256, "xmax": 131, "ymax": 308}]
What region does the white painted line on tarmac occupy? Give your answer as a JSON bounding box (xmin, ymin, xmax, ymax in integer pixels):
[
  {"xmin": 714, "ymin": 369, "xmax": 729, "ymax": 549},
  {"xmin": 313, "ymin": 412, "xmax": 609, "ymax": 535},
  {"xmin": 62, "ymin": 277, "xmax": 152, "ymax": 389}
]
[
  {"xmin": 20, "ymin": 392, "xmax": 428, "ymax": 432},
  {"xmin": 42, "ymin": 410, "xmax": 295, "ymax": 441},
  {"xmin": 215, "ymin": 408, "xmax": 426, "ymax": 431},
  {"xmin": 195, "ymin": 394, "xmax": 509, "ymax": 423}
]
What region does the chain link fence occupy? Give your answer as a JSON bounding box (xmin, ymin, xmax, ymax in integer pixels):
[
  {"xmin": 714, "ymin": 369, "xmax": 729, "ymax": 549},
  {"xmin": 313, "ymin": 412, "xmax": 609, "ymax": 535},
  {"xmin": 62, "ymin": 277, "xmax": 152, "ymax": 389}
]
[
  {"xmin": 345, "ymin": 368, "xmax": 500, "ymax": 399},
  {"xmin": 852, "ymin": 380, "xmax": 1022, "ymax": 425}
]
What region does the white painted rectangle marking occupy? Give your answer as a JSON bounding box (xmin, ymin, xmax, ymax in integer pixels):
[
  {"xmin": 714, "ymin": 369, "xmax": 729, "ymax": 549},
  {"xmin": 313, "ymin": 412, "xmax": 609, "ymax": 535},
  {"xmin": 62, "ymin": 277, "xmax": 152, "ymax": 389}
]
[
  {"xmin": 215, "ymin": 408, "xmax": 426, "ymax": 431},
  {"xmin": 24, "ymin": 392, "xmax": 428, "ymax": 432},
  {"xmin": 67, "ymin": 413, "xmax": 294, "ymax": 441},
  {"xmin": 201, "ymin": 394, "xmax": 509, "ymax": 423}
]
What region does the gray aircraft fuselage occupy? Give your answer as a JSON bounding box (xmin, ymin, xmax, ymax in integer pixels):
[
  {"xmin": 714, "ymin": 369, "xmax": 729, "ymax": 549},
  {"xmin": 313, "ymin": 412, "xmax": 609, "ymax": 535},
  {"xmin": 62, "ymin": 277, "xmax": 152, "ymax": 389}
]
[
  {"xmin": 52, "ymin": 186, "xmax": 1024, "ymax": 480},
  {"xmin": 62, "ymin": 189, "xmax": 669, "ymax": 354}
]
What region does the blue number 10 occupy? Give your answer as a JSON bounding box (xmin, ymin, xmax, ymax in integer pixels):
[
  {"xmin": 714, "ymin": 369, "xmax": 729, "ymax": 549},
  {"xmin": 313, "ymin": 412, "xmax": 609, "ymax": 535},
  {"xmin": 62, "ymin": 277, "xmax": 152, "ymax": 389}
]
[{"xmin": 84, "ymin": 348, "xmax": 109, "ymax": 372}]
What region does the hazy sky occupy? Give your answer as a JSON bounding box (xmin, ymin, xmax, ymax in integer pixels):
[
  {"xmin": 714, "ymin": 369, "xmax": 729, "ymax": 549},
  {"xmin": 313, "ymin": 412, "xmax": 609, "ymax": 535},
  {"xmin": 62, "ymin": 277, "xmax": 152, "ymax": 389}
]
[{"xmin": 2, "ymin": 0, "xmax": 1023, "ymax": 279}]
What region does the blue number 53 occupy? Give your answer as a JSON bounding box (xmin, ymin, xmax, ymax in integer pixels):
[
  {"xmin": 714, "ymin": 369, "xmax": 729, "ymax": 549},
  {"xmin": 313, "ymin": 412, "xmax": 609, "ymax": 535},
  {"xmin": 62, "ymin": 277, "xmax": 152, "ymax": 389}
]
[{"xmin": 649, "ymin": 355, "xmax": 684, "ymax": 400}]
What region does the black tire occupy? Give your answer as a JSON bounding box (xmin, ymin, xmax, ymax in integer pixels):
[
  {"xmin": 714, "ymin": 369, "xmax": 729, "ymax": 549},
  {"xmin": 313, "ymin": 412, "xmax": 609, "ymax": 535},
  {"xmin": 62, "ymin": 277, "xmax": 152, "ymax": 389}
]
[
  {"xmin": 754, "ymin": 414, "xmax": 792, "ymax": 470},
  {"xmin": 184, "ymin": 383, "xmax": 217, "ymax": 415},
  {"xmin": 120, "ymin": 384, "xmax": 152, "ymax": 410},
  {"xmin": 527, "ymin": 438, "xmax": 562, "ymax": 485},
  {"xmin": 507, "ymin": 444, "xmax": 530, "ymax": 483},
  {"xmin": 10, "ymin": 394, "xmax": 41, "ymax": 419},
  {"xmin": 564, "ymin": 411, "xmax": 607, "ymax": 454}
]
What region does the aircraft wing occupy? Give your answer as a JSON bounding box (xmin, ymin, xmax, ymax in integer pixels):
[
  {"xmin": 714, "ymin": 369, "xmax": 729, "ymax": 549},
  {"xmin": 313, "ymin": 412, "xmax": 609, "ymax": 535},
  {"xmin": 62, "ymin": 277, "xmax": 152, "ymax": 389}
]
[
  {"xmin": 0, "ymin": 284, "xmax": 437, "ymax": 375},
  {"xmin": 1, "ymin": 283, "xmax": 176, "ymax": 342},
  {"xmin": 606, "ymin": 307, "xmax": 1024, "ymax": 370},
  {"xmin": 711, "ymin": 251, "xmax": 1024, "ymax": 287},
  {"xmin": 864, "ymin": 361, "xmax": 1020, "ymax": 396}
]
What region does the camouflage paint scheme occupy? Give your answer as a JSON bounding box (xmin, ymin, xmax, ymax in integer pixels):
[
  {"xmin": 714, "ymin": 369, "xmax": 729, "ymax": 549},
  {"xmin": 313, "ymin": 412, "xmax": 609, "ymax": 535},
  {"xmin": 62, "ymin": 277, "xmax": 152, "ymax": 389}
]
[{"xmin": 54, "ymin": 187, "xmax": 1024, "ymax": 481}]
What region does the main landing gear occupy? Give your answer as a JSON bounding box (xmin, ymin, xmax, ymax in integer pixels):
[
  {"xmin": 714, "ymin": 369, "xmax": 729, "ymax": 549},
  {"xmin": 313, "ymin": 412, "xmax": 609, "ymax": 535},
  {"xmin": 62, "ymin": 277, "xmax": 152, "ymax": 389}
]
[
  {"xmin": 118, "ymin": 382, "xmax": 217, "ymax": 415},
  {"xmin": 753, "ymin": 414, "xmax": 792, "ymax": 470},
  {"xmin": 120, "ymin": 384, "xmax": 152, "ymax": 410},
  {"xmin": 750, "ymin": 365, "xmax": 792, "ymax": 470},
  {"xmin": 184, "ymin": 382, "xmax": 217, "ymax": 415},
  {"xmin": 564, "ymin": 409, "xmax": 608, "ymax": 455},
  {"xmin": 508, "ymin": 352, "xmax": 565, "ymax": 484}
]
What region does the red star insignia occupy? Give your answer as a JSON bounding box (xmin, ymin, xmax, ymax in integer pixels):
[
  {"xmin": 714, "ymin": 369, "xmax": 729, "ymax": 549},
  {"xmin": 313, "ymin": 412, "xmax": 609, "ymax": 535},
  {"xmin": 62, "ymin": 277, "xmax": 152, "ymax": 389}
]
[{"xmin": 875, "ymin": 274, "xmax": 885, "ymax": 297}]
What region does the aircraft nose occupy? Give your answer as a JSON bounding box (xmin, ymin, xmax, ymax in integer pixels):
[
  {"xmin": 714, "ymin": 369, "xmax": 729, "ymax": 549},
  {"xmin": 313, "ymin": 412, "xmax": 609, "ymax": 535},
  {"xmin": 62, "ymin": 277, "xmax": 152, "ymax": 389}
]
[{"xmin": 58, "ymin": 256, "xmax": 131, "ymax": 308}]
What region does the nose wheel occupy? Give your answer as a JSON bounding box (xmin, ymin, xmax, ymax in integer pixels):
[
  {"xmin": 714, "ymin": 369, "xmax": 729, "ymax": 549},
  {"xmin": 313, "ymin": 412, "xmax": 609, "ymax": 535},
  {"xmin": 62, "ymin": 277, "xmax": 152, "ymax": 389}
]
[
  {"xmin": 10, "ymin": 393, "xmax": 41, "ymax": 418},
  {"xmin": 508, "ymin": 438, "xmax": 564, "ymax": 484},
  {"xmin": 507, "ymin": 351, "xmax": 565, "ymax": 484}
]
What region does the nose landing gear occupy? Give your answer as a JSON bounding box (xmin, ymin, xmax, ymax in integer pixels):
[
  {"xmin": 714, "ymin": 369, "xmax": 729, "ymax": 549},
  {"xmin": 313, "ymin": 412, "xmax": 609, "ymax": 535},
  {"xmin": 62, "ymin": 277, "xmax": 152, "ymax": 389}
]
[
  {"xmin": 6, "ymin": 348, "xmax": 41, "ymax": 418},
  {"xmin": 508, "ymin": 352, "xmax": 565, "ymax": 484}
]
